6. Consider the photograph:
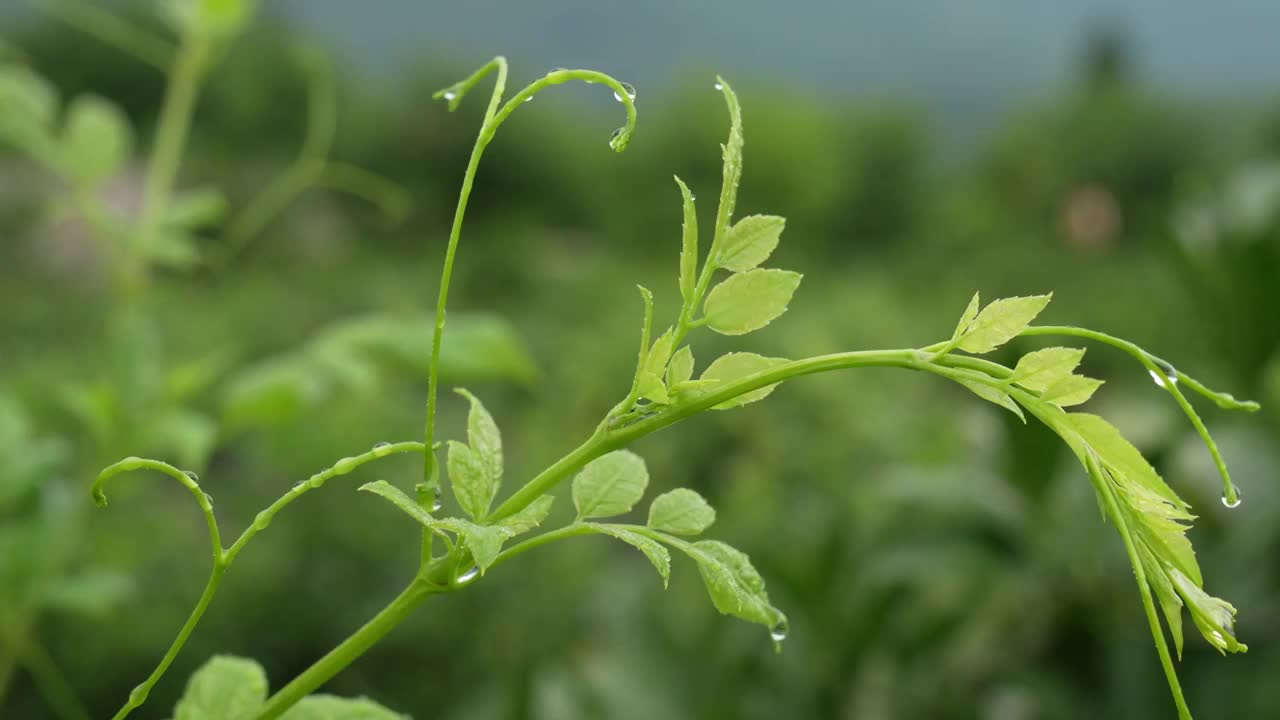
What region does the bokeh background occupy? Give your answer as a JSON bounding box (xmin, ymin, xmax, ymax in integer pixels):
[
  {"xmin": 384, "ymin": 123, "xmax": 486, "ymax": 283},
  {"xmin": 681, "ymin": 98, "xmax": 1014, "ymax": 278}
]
[{"xmin": 3, "ymin": 1, "xmax": 1280, "ymax": 718}]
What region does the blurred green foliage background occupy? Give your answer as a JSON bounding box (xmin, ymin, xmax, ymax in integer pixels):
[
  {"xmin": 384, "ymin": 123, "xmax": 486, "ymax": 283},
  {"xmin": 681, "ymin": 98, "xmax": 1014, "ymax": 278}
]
[{"xmin": 2, "ymin": 2, "xmax": 1280, "ymax": 719}]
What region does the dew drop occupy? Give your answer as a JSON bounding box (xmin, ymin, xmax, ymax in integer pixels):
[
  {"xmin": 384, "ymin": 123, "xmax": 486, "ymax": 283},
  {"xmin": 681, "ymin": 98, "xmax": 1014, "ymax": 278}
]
[
  {"xmin": 769, "ymin": 619, "xmax": 789, "ymax": 643},
  {"xmin": 308, "ymin": 473, "xmax": 326, "ymax": 489},
  {"xmin": 432, "ymin": 486, "xmax": 444, "ymax": 512},
  {"xmin": 128, "ymin": 684, "xmax": 148, "ymax": 705},
  {"xmin": 253, "ymin": 511, "xmax": 272, "ymax": 530},
  {"xmin": 1222, "ymin": 484, "xmax": 1243, "ymax": 509},
  {"xmin": 550, "ymin": 67, "xmax": 567, "ymax": 74},
  {"xmin": 442, "ymin": 90, "xmax": 457, "ymax": 102},
  {"xmin": 523, "ymin": 95, "xmax": 533, "ymax": 103},
  {"xmin": 613, "ymin": 82, "xmax": 636, "ymax": 103},
  {"xmin": 184, "ymin": 470, "xmax": 199, "ymax": 482},
  {"xmin": 1148, "ymin": 369, "xmax": 1167, "ymax": 389},
  {"xmin": 292, "ymin": 480, "xmax": 306, "ymax": 491},
  {"xmin": 202, "ymin": 492, "xmax": 213, "ymax": 507},
  {"xmin": 608, "ymin": 127, "xmax": 625, "ymax": 150},
  {"xmin": 372, "ymin": 441, "xmax": 392, "ymax": 457},
  {"xmin": 334, "ymin": 457, "xmax": 358, "ymax": 474},
  {"xmin": 455, "ymin": 566, "xmax": 480, "ymax": 585},
  {"xmin": 713, "ymin": 81, "xmax": 723, "ymax": 91}
]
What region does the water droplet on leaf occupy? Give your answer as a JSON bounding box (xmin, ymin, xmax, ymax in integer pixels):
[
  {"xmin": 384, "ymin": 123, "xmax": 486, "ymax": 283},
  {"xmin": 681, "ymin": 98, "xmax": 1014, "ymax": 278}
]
[
  {"xmin": 432, "ymin": 486, "xmax": 443, "ymax": 512},
  {"xmin": 523, "ymin": 95, "xmax": 533, "ymax": 103},
  {"xmin": 770, "ymin": 619, "xmax": 789, "ymax": 643},
  {"xmin": 128, "ymin": 684, "xmax": 148, "ymax": 705},
  {"xmin": 1149, "ymin": 369, "xmax": 1167, "ymax": 388},
  {"xmin": 202, "ymin": 492, "xmax": 213, "ymax": 507},
  {"xmin": 253, "ymin": 511, "xmax": 271, "ymax": 530},
  {"xmin": 613, "ymin": 82, "xmax": 636, "ymax": 102},
  {"xmin": 714, "ymin": 81, "xmax": 723, "ymax": 91},
  {"xmin": 608, "ymin": 127, "xmax": 625, "ymax": 150},
  {"xmin": 442, "ymin": 91, "xmax": 456, "ymax": 102},
  {"xmin": 372, "ymin": 441, "xmax": 392, "ymax": 457},
  {"xmin": 550, "ymin": 67, "xmax": 567, "ymax": 74},
  {"xmin": 184, "ymin": 470, "xmax": 198, "ymax": 482},
  {"xmin": 456, "ymin": 566, "xmax": 480, "ymax": 585},
  {"xmin": 308, "ymin": 473, "xmax": 326, "ymax": 489},
  {"xmin": 292, "ymin": 480, "xmax": 306, "ymax": 491}
]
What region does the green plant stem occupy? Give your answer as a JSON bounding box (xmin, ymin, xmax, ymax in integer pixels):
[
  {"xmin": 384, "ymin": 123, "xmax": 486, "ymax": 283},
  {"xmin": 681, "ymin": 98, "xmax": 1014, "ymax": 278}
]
[
  {"xmin": 422, "ymin": 61, "xmax": 638, "ymax": 486},
  {"xmin": 491, "ymin": 348, "xmax": 992, "ymax": 521},
  {"xmin": 1022, "ymin": 325, "xmax": 1251, "ymax": 505},
  {"xmin": 111, "ymin": 566, "xmax": 225, "ymax": 720},
  {"xmin": 1086, "ymin": 453, "xmax": 1193, "ymax": 720},
  {"xmin": 423, "ymin": 57, "xmax": 509, "ymax": 485},
  {"xmin": 97, "ymin": 443, "xmax": 424, "ymax": 718},
  {"xmin": 225, "ymin": 442, "xmax": 426, "ymax": 563},
  {"xmin": 490, "ymin": 523, "xmax": 598, "ymax": 571},
  {"xmin": 130, "ymin": 29, "xmax": 211, "ymax": 295},
  {"xmin": 255, "ymin": 578, "xmax": 437, "ymax": 720},
  {"xmin": 31, "ymin": 0, "xmax": 173, "ymax": 69}
]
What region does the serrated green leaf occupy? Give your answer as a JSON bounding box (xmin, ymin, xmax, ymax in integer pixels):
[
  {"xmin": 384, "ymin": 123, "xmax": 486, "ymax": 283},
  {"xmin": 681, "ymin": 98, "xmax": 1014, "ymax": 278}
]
[
  {"xmin": 636, "ymin": 371, "xmax": 669, "ymax": 404},
  {"xmin": 458, "ymin": 523, "xmax": 506, "ymax": 572},
  {"xmin": 718, "ymin": 215, "xmax": 784, "ymax": 272},
  {"xmin": 648, "ymin": 488, "xmax": 716, "ymax": 535},
  {"xmin": 1011, "ymin": 347, "xmax": 1086, "ymax": 392},
  {"xmin": 951, "ymin": 292, "xmax": 981, "ymax": 340},
  {"xmin": 645, "ymin": 329, "xmax": 675, "ymax": 376},
  {"xmin": 61, "ymin": 95, "xmax": 132, "ymax": 185},
  {"xmin": 174, "ymin": 656, "xmax": 266, "ymax": 720},
  {"xmin": 585, "ymin": 523, "xmax": 671, "ymax": 587},
  {"xmin": 684, "ymin": 539, "xmax": 785, "ymax": 632},
  {"xmin": 1041, "ymin": 375, "xmax": 1104, "ymax": 407},
  {"xmin": 675, "ymin": 176, "xmax": 698, "ymax": 305},
  {"xmin": 573, "ymin": 450, "xmax": 649, "ymax": 520},
  {"xmin": 957, "ymin": 294, "xmax": 1052, "ymax": 354},
  {"xmin": 957, "ymin": 378, "xmax": 1025, "ymax": 422},
  {"xmin": 1067, "ymin": 413, "xmax": 1203, "ymax": 594},
  {"xmin": 447, "ymin": 441, "xmax": 488, "ymax": 520},
  {"xmin": 279, "ymin": 695, "xmax": 407, "ymax": 720},
  {"xmin": 457, "ymin": 389, "xmax": 502, "ymax": 481},
  {"xmin": 1168, "ymin": 568, "xmax": 1247, "ymax": 654},
  {"xmin": 359, "ymin": 480, "xmax": 435, "ymax": 526},
  {"xmin": 667, "ymin": 346, "xmax": 694, "ymax": 386},
  {"xmin": 703, "ymin": 269, "xmax": 802, "ymax": 336},
  {"xmin": 715, "ymin": 76, "xmax": 743, "ymax": 226},
  {"xmin": 1138, "ymin": 543, "xmax": 1185, "ymax": 659},
  {"xmin": 700, "ymin": 352, "xmax": 788, "ymax": 409},
  {"xmin": 499, "ymin": 495, "xmax": 554, "ymax": 536},
  {"xmin": 1068, "ymin": 414, "xmax": 1187, "ymax": 512},
  {"xmin": 444, "ymin": 389, "xmax": 503, "ymax": 519}
]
